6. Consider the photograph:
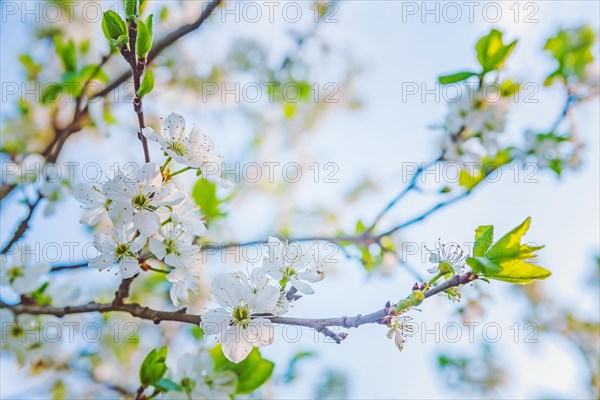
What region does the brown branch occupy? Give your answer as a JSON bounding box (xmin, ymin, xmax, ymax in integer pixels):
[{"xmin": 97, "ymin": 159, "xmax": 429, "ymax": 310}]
[
  {"xmin": 0, "ymin": 300, "xmax": 201, "ymax": 325},
  {"xmin": 122, "ymin": 19, "xmax": 151, "ymax": 163},
  {"xmin": 0, "ymin": 272, "xmax": 477, "ymax": 342},
  {"xmin": 50, "ymin": 261, "xmax": 89, "ymax": 273},
  {"xmin": 1, "ymin": 197, "xmax": 42, "ymax": 254},
  {"xmin": 113, "ymin": 275, "xmax": 137, "ymax": 306}
]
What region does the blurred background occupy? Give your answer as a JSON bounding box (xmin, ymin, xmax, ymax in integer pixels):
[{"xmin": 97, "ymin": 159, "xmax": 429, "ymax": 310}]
[{"xmin": 1, "ymin": 1, "xmax": 599, "ymax": 398}]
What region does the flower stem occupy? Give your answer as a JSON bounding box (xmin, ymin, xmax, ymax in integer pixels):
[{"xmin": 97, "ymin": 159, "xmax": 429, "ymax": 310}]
[
  {"xmin": 161, "ymin": 157, "xmax": 172, "ymax": 172},
  {"xmin": 428, "ymin": 271, "xmax": 445, "ymax": 286},
  {"xmin": 148, "ymin": 267, "xmax": 170, "ymax": 274},
  {"xmin": 170, "ymin": 166, "xmax": 193, "ymax": 177}
]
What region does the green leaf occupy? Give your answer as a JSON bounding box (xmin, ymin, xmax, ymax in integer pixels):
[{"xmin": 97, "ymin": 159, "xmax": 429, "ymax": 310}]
[
  {"xmin": 475, "ymin": 29, "xmax": 517, "ymax": 73},
  {"xmin": 458, "ymin": 149, "xmax": 512, "ymax": 190},
  {"xmin": 102, "ymin": 10, "xmax": 128, "ymax": 43},
  {"xmin": 53, "ymin": 37, "xmax": 77, "ymax": 73},
  {"xmin": 500, "ymin": 80, "xmax": 520, "ymax": 97},
  {"xmin": 191, "ymin": 326, "xmax": 204, "ymax": 340},
  {"xmin": 544, "ymin": 26, "xmax": 595, "ymax": 85},
  {"xmin": 486, "ymin": 217, "xmax": 532, "ymax": 262},
  {"xmin": 30, "ymin": 282, "xmax": 52, "ymax": 306},
  {"xmin": 145, "ymin": 14, "xmax": 154, "ymax": 36},
  {"xmin": 139, "ymin": 347, "xmax": 168, "ymax": 387},
  {"xmin": 137, "ymin": 70, "xmax": 154, "ymax": 97},
  {"xmin": 482, "ymin": 260, "xmax": 551, "ymax": 284},
  {"xmin": 466, "ymin": 256, "xmax": 501, "ymax": 275},
  {"xmin": 159, "ymin": 6, "xmax": 169, "ymax": 21},
  {"xmin": 155, "ymin": 378, "xmax": 182, "ymax": 392},
  {"xmin": 283, "ymin": 351, "xmax": 316, "ymax": 383},
  {"xmin": 192, "ymin": 179, "xmax": 227, "ymax": 224},
  {"xmin": 438, "ymin": 71, "xmax": 477, "ymax": 84},
  {"xmin": 210, "ymin": 344, "xmax": 274, "ymax": 394},
  {"xmin": 139, "ymin": 0, "xmax": 149, "ymax": 14},
  {"xmin": 467, "ymin": 218, "xmax": 551, "ymax": 284},
  {"xmin": 19, "ymin": 54, "xmax": 42, "ymax": 80},
  {"xmin": 473, "ymin": 225, "xmax": 493, "ymax": 257},
  {"xmin": 136, "ymin": 18, "xmax": 153, "ymax": 59},
  {"xmin": 79, "ymin": 64, "xmax": 110, "ymax": 84},
  {"xmin": 41, "ymin": 83, "xmax": 63, "ymax": 104},
  {"xmin": 124, "ymin": 0, "xmax": 138, "ymax": 20}
]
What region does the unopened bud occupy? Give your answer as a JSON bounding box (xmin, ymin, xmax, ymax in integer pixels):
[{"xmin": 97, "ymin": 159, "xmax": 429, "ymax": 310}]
[
  {"xmin": 409, "ymin": 290, "xmax": 425, "ymax": 306},
  {"xmin": 395, "ymin": 299, "xmax": 412, "ymax": 314}
]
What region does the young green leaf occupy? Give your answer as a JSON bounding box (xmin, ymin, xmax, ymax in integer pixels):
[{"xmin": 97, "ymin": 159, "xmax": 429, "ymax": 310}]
[
  {"xmin": 102, "ymin": 10, "xmax": 128, "ymax": 43},
  {"xmin": 438, "ymin": 71, "xmax": 477, "ymax": 84},
  {"xmin": 124, "ymin": 0, "xmax": 138, "ymax": 21},
  {"xmin": 139, "ymin": 346, "xmax": 168, "ymax": 387},
  {"xmin": 145, "ymin": 14, "xmax": 154, "ymax": 36},
  {"xmin": 475, "ymin": 29, "xmax": 517, "ymax": 73},
  {"xmin": 210, "ymin": 345, "xmax": 274, "ymax": 394},
  {"xmin": 136, "ymin": 18, "xmax": 153, "ymax": 59},
  {"xmin": 483, "ymin": 260, "xmax": 551, "ymax": 284},
  {"xmin": 19, "ymin": 54, "xmax": 43, "ymax": 81},
  {"xmin": 543, "ymin": 26, "xmax": 595, "ymax": 86},
  {"xmin": 467, "ymin": 218, "xmax": 551, "ymax": 284},
  {"xmin": 192, "ymin": 179, "xmax": 227, "ymax": 224},
  {"xmin": 137, "ymin": 70, "xmax": 155, "ymax": 97},
  {"xmin": 155, "ymin": 378, "xmax": 182, "ymax": 392},
  {"xmin": 41, "ymin": 83, "xmax": 63, "ymax": 104},
  {"xmin": 486, "ymin": 217, "xmax": 533, "ymax": 263},
  {"xmin": 53, "ymin": 37, "xmax": 77, "ymax": 73},
  {"xmin": 473, "ymin": 225, "xmax": 493, "ymax": 257}
]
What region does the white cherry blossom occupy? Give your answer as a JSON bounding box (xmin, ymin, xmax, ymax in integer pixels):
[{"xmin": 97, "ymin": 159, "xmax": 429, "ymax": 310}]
[
  {"xmin": 1, "ymin": 153, "xmax": 45, "ymax": 185},
  {"xmin": 200, "ymin": 271, "xmax": 279, "ymax": 363},
  {"xmin": 170, "ymin": 194, "xmax": 208, "ymax": 236},
  {"xmin": 386, "ymin": 315, "xmax": 414, "ymax": 351},
  {"xmin": 89, "ymin": 227, "xmax": 146, "ymax": 278},
  {"xmin": 262, "ymin": 237, "xmax": 324, "ymax": 295},
  {"xmin": 105, "ymin": 162, "xmax": 183, "ymax": 236},
  {"xmin": 166, "ymin": 256, "xmax": 203, "ymax": 307},
  {"xmin": 167, "ymin": 351, "xmax": 237, "ymax": 399},
  {"xmin": 74, "ymin": 183, "xmax": 113, "ymax": 226},
  {"xmin": 426, "ymin": 241, "xmax": 466, "ymax": 274},
  {"xmin": 446, "ymin": 87, "xmax": 510, "ymax": 136},
  {"xmin": 149, "ymin": 224, "xmax": 198, "ymax": 268},
  {"xmin": 142, "ymin": 113, "xmax": 220, "ymax": 168},
  {"xmin": 0, "ymin": 245, "xmax": 50, "ymax": 294},
  {"xmin": 142, "ymin": 113, "xmax": 233, "ymax": 188}
]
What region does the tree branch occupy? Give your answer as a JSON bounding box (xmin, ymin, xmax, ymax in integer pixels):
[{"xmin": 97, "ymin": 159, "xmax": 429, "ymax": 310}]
[
  {"xmin": 1, "ymin": 197, "xmax": 42, "ymax": 255},
  {"xmin": 0, "ymin": 272, "xmax": 477, "ymax": 342}
]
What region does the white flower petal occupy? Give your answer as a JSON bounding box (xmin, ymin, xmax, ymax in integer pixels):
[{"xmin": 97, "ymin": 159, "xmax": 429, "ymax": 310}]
[
  {"xmin": 221, "ymin": 325, "xmax": 253, "ymax": 363},
  {"xmin": 120, "ymin": 257, "xmax": 140, "ymax": 279},
  {"xmin": 133, "ymin": 210, "xmax": 160, "ymax": 236},
  {"xmin": 200, "ymin": 308, "xmax": 231, "ymax": 336},
  {"xmin": 246, "ymin": 318, "xmax": 274, "ymax": 347},
  {"xmin": 249, "ymin": 285, "xmax": 280, "ymax": 313},
  {"xmin": 290, "ymin": 276, "xmax": 314, "ymax": 295}
]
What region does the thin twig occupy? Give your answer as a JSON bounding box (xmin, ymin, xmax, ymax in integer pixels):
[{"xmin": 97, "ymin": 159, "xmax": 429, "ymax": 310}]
[{"xmin": 1, "ymin": 197, "xmax": 42, "ymax": 254}]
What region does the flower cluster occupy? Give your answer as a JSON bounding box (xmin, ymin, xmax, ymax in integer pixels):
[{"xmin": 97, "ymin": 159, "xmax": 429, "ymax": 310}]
[
  {"xmin": 442, "ymin": 86, "xmax": 511, "ymax": 164},
  {"xmin": 167, "ymin": 351, "xmax": 237, "ymax": 399},
  {"xmin": 521, "ymin": 131, "xmax": 584, "ymax": 176},
  {"xmin": 75, "ymin": 113, "xmax": 229, "ymax": 307},
  {"xmin": 201, "ymin": 237, "xmax": 324, "ymax": 363}
]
